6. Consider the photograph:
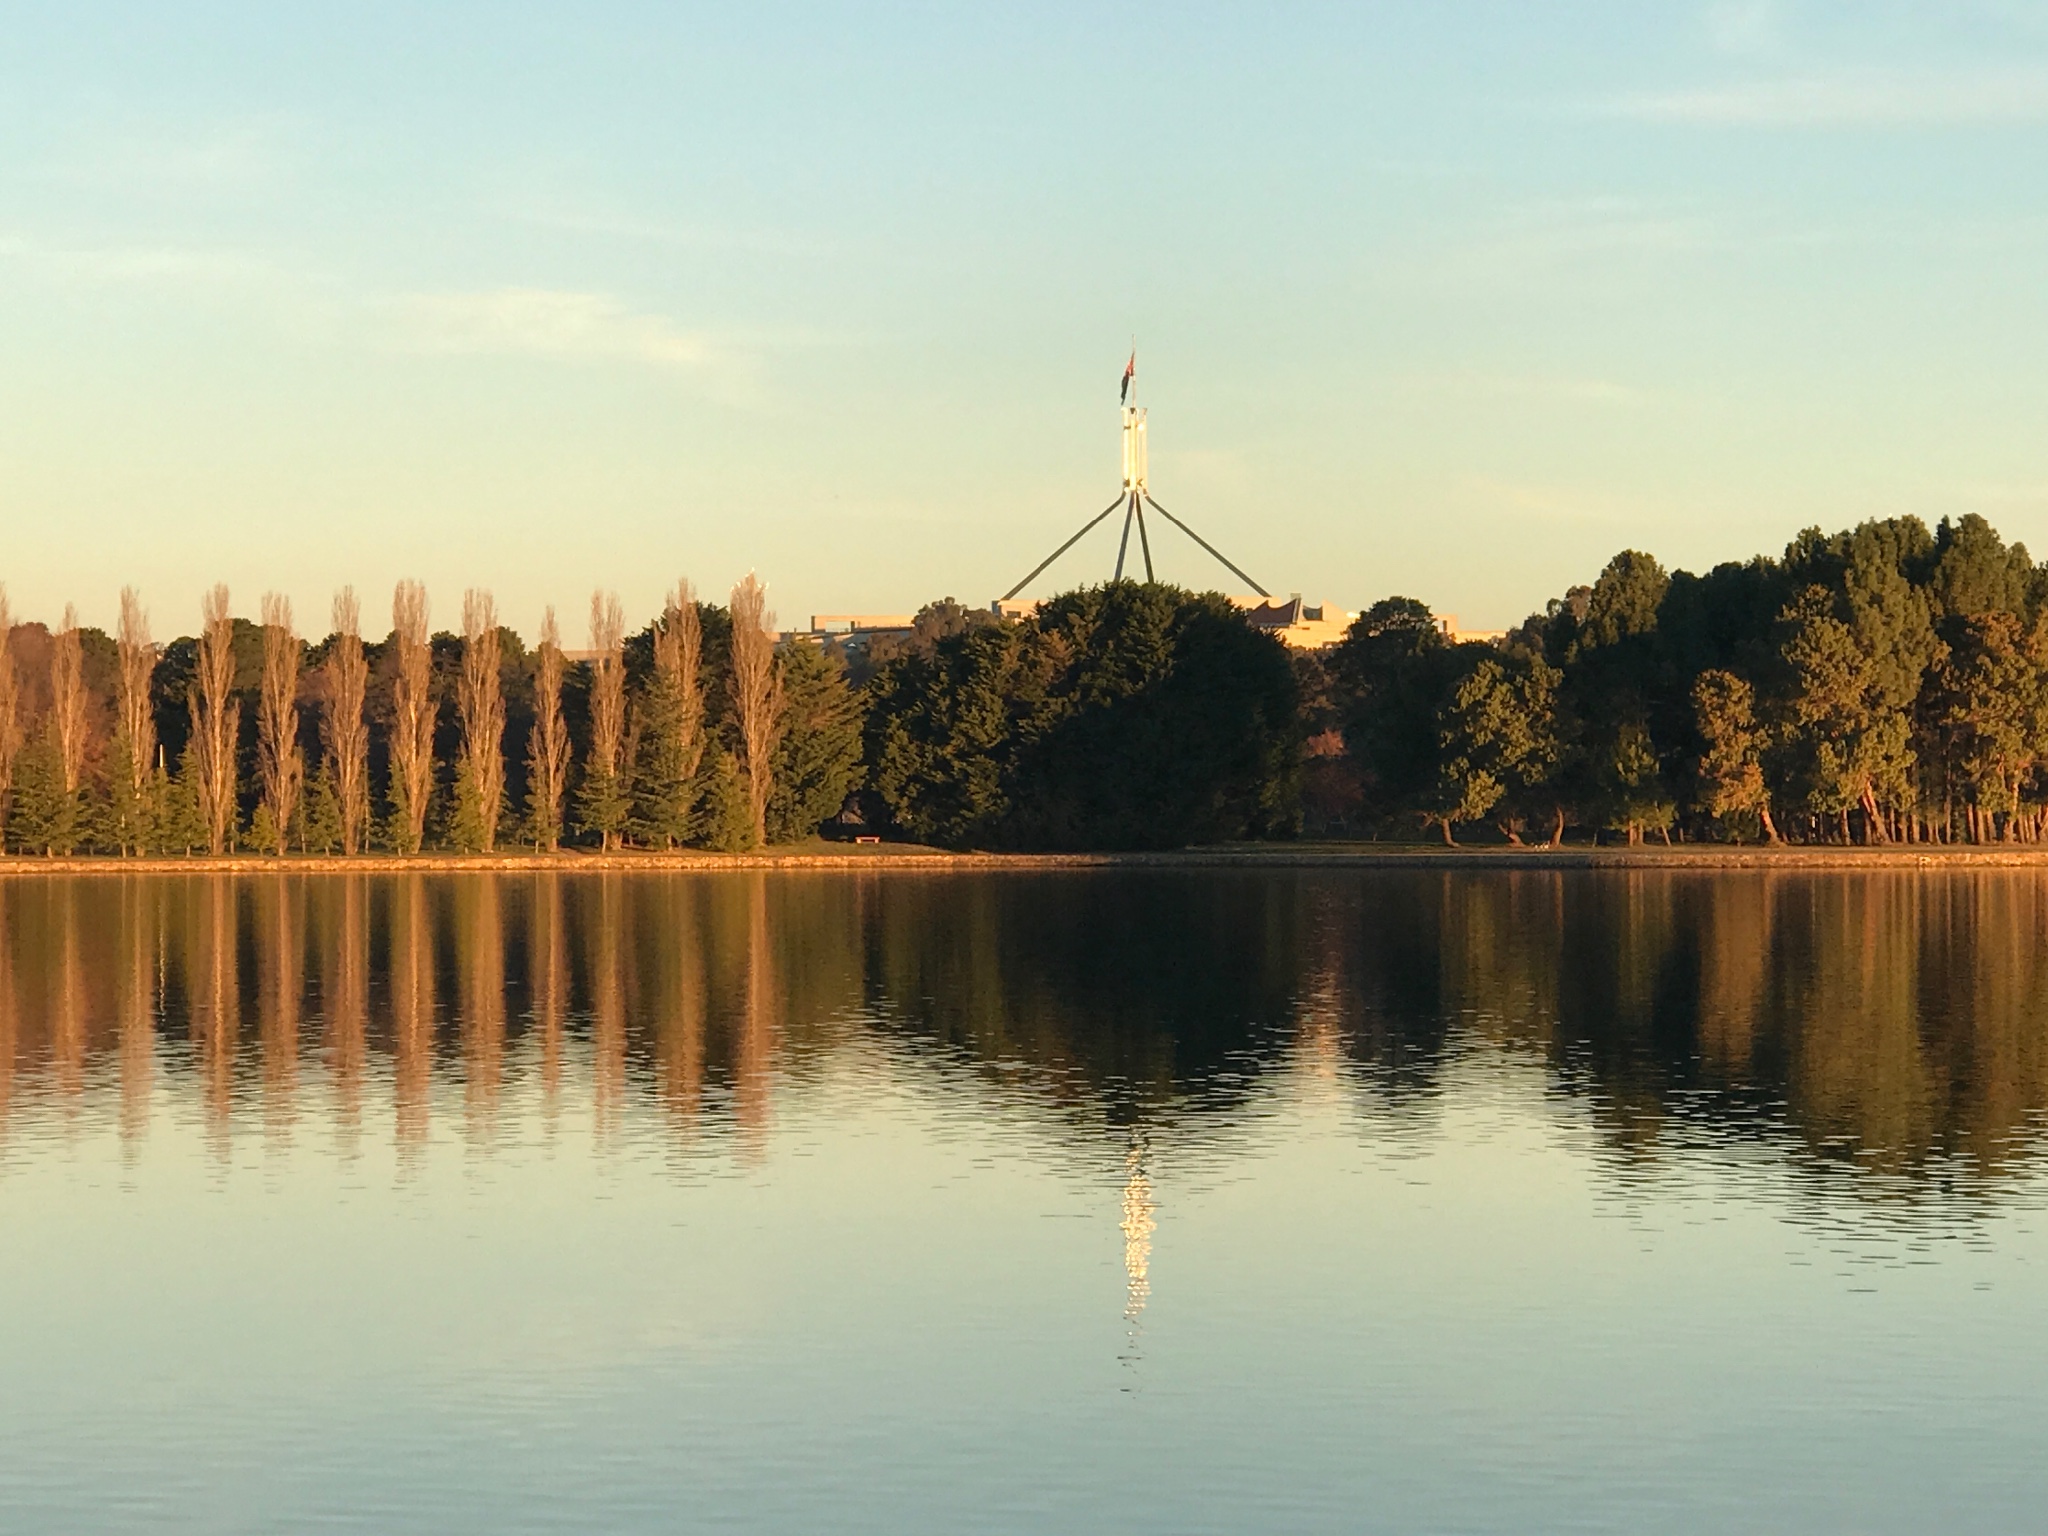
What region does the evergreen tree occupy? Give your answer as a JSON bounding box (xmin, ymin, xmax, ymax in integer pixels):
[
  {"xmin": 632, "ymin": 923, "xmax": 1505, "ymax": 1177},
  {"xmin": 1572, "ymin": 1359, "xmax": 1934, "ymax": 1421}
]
[
  {"xmin": 302, "ymin": 763, "xmax": 344, "ymax": 854},
  {"xmin": 692, "ymin": 737, "xmax": 754, "ymax": 852},
  {"xmin": 247, "ymin": 802, "xmax": 282, "ymax": 856},
  {"xmin": 8, "ymin": 727, "xmax": 74, "ymax": 855},
  {"xmin": 767, "ymin": 642, "xmax": 864, "ymax": 843},
  {"xmin": 450, "ymin": 758, "xmax": 493, "ymax": 853},
  {"xmin": 161, "ymin": 755, "xmax": 208, "ymax": 854},
  {"xmin": 869, "ymin": 583, "xmax": 1297, "ymax": 851},
  {"xmin": 629, "ymin": 666, "xmax": 697, "ymax": 847},
  {"xmin": 106, "ymin": 724, "xmax": 155, "ymax": 854},
  {"xmin": 1692, "ymin": 670, "xmax": 1776, "ymax": 841}
]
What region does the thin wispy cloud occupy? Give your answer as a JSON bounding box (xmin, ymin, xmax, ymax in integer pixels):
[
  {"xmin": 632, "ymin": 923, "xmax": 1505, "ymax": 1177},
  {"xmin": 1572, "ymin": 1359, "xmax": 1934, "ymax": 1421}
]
[
  {"xmin": 1610, "ymin": 66, "xmax": 2048, "ymax": 126},
  {"xmin": 385, "ymin": 288, "xmax": 713, "ymax": 368},
  {"xmin": 0, "ymin": 231, "xmax": 283, "ymax": 287}
]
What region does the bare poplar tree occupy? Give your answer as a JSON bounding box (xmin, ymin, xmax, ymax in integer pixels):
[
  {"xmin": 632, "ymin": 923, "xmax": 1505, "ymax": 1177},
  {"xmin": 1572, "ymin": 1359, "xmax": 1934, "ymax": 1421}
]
[
  {"xmin": 0, "ymin": 586, "xmax": 19, "ymax": 848},
  {"xmin": 389, "ymin": 580, "xmax": 436, "ymax": 854},
  {"xmin": 258, "ymin": 593, "xmax": 304, "ymax": 855},
  {"xmin": 50, "ymin": 605, "xmax": 87, "ymax": 797},
  {"xmin": 582, "ymin": 591, "xmax": 628, "ymax": 849},
  {"xmin": 459, "ymin": 588, "xmax": 506, "ymax": 851},
  {"xmin": 323, "ymin": 587, "xmax": 370, "ymax": 855},
  {"xmin": 728, "ymin": 573, "xmax": 785, "ymax": 848},
  {"xmin": 526, "ymin": 607, "xmax": 569, "ymax": 851},
  {"xmin": 116, "ymin": 587, "xmax": 157, "ymax": 800},
  {"xmin": 191, "ymin": 584, "xmax": 241, "ymax": 854}
]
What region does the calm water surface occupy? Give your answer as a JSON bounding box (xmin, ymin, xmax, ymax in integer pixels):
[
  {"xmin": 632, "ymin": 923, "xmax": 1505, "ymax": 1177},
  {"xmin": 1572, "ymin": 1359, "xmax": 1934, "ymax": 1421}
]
[{"xmin": 3, "ymin": 869, "xmax": 2047, "ymax": 1533}]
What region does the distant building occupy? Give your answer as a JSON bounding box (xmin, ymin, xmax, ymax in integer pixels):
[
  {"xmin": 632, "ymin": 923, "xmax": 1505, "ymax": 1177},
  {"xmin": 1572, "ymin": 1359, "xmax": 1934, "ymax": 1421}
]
[
  {"xmin": 785, "ymin": 598, "xmax": 1502, "ymax": 655},
  {"xmin": 1228, "ymin": 595, "xmax": 1353, "ymax": 649},
  {"xmin": 1433, "ymin": 615, "xmax": 1508, "ymax": 647},
  {"xmin": 792, "ymin": 613, "xmax": 915, "ymax": 654}
]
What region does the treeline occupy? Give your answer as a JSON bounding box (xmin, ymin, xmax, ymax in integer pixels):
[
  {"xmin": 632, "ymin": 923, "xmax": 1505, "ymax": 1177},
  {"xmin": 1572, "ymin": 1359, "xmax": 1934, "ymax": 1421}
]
[
  {"xmin": 0, "ymin": 576, "xmax": 1298, "ymax": 856},
  {"xmin": 1308, "ymin": 512, "xmax": 2048, "ymax": 844}
]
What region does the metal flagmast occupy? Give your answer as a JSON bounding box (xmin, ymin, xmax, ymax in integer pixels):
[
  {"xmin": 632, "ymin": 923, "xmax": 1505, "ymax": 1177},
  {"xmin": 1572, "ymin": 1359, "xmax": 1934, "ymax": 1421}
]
[{"xmin": 1001, "ymin": 353, "xmax": 1271, "ymax": 603}]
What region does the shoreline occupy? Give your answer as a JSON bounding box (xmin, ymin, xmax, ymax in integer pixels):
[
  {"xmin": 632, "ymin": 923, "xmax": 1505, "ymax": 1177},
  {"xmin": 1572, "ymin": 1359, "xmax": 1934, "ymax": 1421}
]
[{"xmin": 7, "ymin": 842, "xmax": 2048, "ymax": 875}]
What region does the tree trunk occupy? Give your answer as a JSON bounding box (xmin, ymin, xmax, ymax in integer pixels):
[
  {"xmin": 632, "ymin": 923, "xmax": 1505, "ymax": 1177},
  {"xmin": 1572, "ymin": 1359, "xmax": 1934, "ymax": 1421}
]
[
  {"xmin": 1760, "ymin": 805, "xmax": 1780, "ymax": 844},
  {"xmin": 1548, "ymin": 805, "xmax": 1566, "ymax": 848},
  {"xmin": 1440, "ymin": 817, "xmax": 1455, "ymax": 847}
]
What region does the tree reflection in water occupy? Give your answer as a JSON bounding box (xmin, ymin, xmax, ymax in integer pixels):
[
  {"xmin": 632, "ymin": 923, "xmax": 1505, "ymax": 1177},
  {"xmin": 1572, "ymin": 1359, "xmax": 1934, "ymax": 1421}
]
[{"xmin": 0, "ymin": 869, "xmax": 2045, "ymax": 1203}]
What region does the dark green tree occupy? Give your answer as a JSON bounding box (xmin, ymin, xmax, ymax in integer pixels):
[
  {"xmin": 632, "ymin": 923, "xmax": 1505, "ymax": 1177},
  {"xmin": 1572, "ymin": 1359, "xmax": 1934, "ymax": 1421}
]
[
  {"xmin": 868, "ymin": 583, "xmax": 1298, "ymax": 851},
  {"xmin": 767, "ymin": 642, "xmax": 864, "ymax": 843}
]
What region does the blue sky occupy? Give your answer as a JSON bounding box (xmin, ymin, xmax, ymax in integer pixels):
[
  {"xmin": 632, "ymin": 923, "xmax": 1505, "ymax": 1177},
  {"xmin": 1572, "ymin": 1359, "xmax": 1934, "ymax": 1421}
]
[{"xmin": 5, "ymin": 2, "xmax": 2048, "ymax": 639}]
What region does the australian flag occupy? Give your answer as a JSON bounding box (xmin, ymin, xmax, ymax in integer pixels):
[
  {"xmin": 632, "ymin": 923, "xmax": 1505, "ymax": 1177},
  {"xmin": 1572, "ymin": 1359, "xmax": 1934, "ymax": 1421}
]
[{"xmin": 1120, "ymin": 351, "xmax": 1135, "ymax": 404}]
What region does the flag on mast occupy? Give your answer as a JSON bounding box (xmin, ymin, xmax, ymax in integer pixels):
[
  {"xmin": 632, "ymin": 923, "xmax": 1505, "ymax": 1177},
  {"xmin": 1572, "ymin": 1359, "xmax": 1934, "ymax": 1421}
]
[{"xmin": 1120, "ymin": 350, "xmax": 1135, "ymax": 404}]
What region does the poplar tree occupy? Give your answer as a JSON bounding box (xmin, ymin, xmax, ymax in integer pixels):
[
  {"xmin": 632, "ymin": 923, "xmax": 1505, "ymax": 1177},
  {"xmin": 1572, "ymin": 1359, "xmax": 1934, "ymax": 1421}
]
[
  {"xmin": 50, "ymin": 605, "xmax": 87, "ymax": 815},
  {"xmin": 388, "ymin": 580, "xmax": 436, "ymax": 853},
  {"xmin": 113, "ymin": 587, "xmax": 157, "ymax": 854},
  {"xmin": 525, "ymin": 607, "xmax": 569, "ymax": 851},
  {"xmin": 0, "ymin": 587, "xmax": 19, "ymax": 851},
  {"xmin": 322, "ymin": 588, "xmax": 370, "ymax": 855},
  {"xmin": 577, "ymin": 591, "xmax": 628, "ymax": 849},
  {"xmin": 190, "ymin": 585, "xmax": 240, "ymax": 855},
  {"xmin": 456, "ymin": 588, "xmax": 506, "ymax": 852},
  {"xmin": 729, "ymin": 573, "xmax": 784, "ymax": 848},
  {"xmin": 257, "ymin": 593, "xmax": 304, "ymax": 857}
]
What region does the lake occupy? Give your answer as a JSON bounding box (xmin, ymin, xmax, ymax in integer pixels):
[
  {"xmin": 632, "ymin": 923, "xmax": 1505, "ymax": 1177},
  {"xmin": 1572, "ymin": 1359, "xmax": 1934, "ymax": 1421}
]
[{"xmin": 2, "ymin": 867, "xmax": 2046, "ymax": 1533}]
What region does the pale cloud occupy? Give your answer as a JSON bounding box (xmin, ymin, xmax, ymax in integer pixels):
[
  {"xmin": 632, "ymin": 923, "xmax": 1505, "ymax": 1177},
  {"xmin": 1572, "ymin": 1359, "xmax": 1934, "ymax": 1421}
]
[
  {"xmin": 1610, "ymin": 66, "xmax": 2048, "ymax": 125},
  {"xmin": 384, "ymin": 288, "xmax": 712, "ymax": 369},
  {"xmin": 0, "ymin": 232, "xmax": 277, "ymax": 285}
]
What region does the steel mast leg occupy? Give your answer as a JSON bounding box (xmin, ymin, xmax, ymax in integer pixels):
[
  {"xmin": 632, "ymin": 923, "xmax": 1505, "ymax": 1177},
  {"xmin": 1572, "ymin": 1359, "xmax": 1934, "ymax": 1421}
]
[
  {"xmin": 1002, "ymin": 491, "xmax": 1131, "ymax": 603},
  {"xmin": 1141, "ymin": 492, "xmax": 1268, "ymax": 597},
  {"xmin": 1136, "ymin": 500, "xmax": 1155, "ymax": 582},
  {"xmin": 1113, "ymin": 495, "xmax": 1136, "ymax": 581}
]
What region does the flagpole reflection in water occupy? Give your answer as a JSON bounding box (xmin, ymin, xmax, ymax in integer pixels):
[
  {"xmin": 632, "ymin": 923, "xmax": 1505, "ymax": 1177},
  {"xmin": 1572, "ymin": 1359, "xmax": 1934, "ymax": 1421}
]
[{"xmin": 1120, "ymin": 1128, "xmax": 1156, "ymax": 1347}]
